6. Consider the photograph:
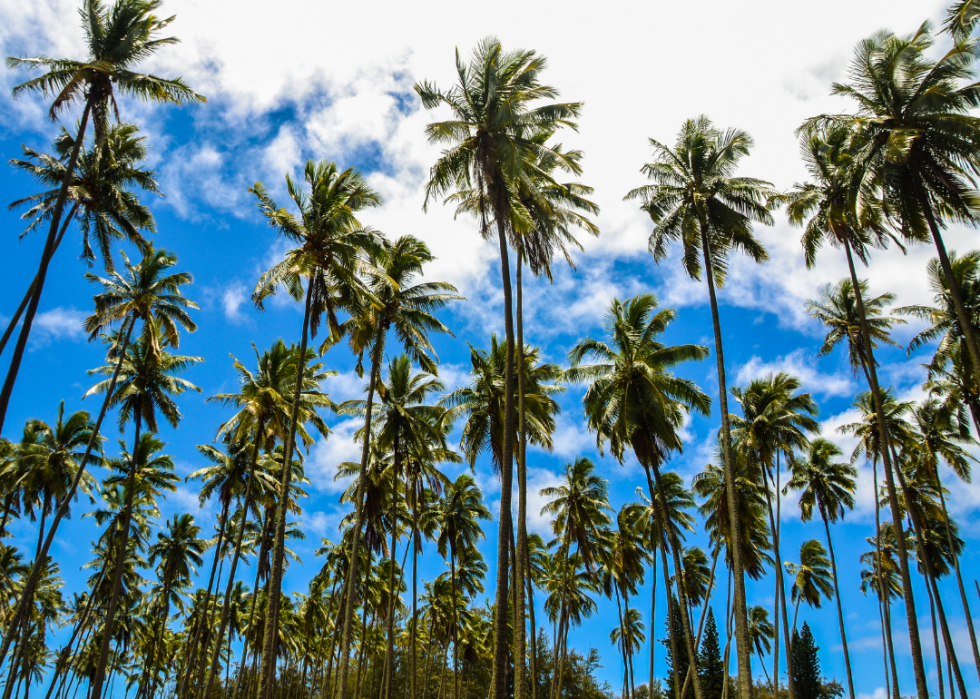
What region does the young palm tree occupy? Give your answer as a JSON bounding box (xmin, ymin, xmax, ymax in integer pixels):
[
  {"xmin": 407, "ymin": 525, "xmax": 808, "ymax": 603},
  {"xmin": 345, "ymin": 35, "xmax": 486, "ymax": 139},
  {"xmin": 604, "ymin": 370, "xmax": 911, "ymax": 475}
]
[
  {"xmin": 249, "ymin": 158, "xmax": 380, "ymax": 696},
  {"xmin": 860, "ymin": 529, "xmax": 904, "ymax": 699},
  {"xmin": 567, "ymin": 293, "xmax": 710, "ymax": 699},
  {"xmin": 785, "ymin": 540, "xmax": 833, "ymax": 637},
  {"xmin": 2, "ymin": 0, "xmax": 204, "ymax": 431},
  {"xmin": 746, "ymin": 605, "xmax": 774, "ymax": 686},
  {"xmin": 84, "ymin": 326, "xmax": 200, "ymax": 699},
  {"xmin": 610, "ymin": 608, "xmax": 645, "ymax": 699},
  {"xmin": 0, "ymin": 245, "xmax": 196, "ymax": 670},
  {"xmin": 432, "ymin": 474, "xmax": 491, "ymax": 699},
  {"xmin": 416, "ymin": 40, "xmax": 581, "ymax": 696},
  {"xmin": 625, "ymin": 118, "xmax": 775, "ymax": 697},
  {"xmin": 784, "ymin": 438, "xmax": 857, "ymax": 699}
]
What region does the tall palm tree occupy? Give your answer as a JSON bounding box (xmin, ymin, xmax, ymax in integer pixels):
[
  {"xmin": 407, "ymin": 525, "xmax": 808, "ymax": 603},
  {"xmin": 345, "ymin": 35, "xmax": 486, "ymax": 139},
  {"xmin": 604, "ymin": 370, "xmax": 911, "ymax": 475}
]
[
  {"xmin": 0, "ymin": 245, "xmax": 196, "ymax": 670},
  {"xmin": 433, "ymin": 474, "xmax": 491, "ymax": 699},
  {"xmin": 4, "ymin": 122, "xmax": 159, "ymax": 358},
  {"xmin": 201, "ymin": 342, "xmax": 332, "ymax": 698},
  {"xmin": 540, "ymin": 457, "xmax": 611, "ymax": 699},
  {"xmin": 784, "ymin": 438, "xmax": 857, "ymax": 699},
  {"xmin": 746, "ymin": 606, "xmax": 774, "ymax": 686},
  {"xmin": 249, "ymin": 158, "xmax": 380, "ymax": 697},
  {"xmin": 84, "ymin": 325, "xmax": 200, "ymax": 699},
  {"xmin": 784, "ymin": 540, "xmax": 833, "ymax": 637},
  {"xmin": 417, "ymin": 39, "xmax": 581, "ymax": 697},
  {"xmin": 860, "ymin": 528, "xmax": 904, "ymax": 699},
  {"xmin": 2, "ymin": 0, "xmax": 204, "ymax": 431},
  {"xmin": 610, "ymin": 608, "xmax": 645, "ymax": 699},
  {"xmin": 567, "ymin": 293, "xmax": 710, "ymax": 699},
  {"xmin": 625, "ymin": 117, "xmax": 775, "ymax": 698},
  {"xmin": 730, "ymin": 372, "xmax": 818, "ymax": 699}
]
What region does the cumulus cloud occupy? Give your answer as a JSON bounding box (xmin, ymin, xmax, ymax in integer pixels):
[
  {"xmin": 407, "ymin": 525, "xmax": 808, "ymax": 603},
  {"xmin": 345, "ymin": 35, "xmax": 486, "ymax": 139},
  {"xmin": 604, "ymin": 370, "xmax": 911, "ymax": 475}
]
[
  {"xmin": 220, "ymin": 281, "xmax": 249, "ymax": 322},
  {"xmin": 735, "ymin": 348, "xmax": 856, "ymax": 398},
  {"xmin": 307, "ymin": 418, "xmax": 363, "ymax": 494},
  {"xmin": 29, "ymin": 307, "xmax": 87, "ymax": 348}
]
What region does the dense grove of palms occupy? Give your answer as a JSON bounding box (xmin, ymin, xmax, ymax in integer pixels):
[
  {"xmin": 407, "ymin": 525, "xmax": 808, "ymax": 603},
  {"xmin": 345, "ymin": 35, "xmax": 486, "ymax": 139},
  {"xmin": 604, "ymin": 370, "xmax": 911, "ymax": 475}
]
[{"xmin": 0, "ymin": 2, "xmax": 979, "ymax": 699}]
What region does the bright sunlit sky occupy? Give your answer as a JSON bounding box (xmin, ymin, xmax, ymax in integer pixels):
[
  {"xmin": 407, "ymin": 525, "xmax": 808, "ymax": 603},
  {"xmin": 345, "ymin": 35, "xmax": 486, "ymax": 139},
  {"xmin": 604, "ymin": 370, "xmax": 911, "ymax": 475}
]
[{"xmin": 1, "ymin": 0, "xmax": 978, "ymax": 696}]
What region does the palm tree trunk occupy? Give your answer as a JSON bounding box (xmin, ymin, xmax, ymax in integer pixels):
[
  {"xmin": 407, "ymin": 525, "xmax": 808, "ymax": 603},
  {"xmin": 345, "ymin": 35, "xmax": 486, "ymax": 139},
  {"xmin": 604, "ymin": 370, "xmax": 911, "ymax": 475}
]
[
  {"xmin": 549, "ymin": 537, "xmax": 572, "ymax": 699},
  {"xmin": 650, "ymin": 540, "xmax": 658, "ymax": 696},
  {"xmin": 760, "ymin": 459, "xmax": 794, "ymax": 699},
  {"xmin": 422, "ymin": 615, "xmax": 437, "ymax": 699},
  {"xmin": 90, "ymin": 406, "xmax": 143, "ymax": 699},
  {"xmin": 699, "ymin": 225, "xmax": 753, "ymax": 699},
  {"xmin": 644, "ymin": 462, "xmax": 703, "ymax": 699},
  {"xmin": 930, "ymin": 571, "xmax": 968, "ymax": 699},
  {"xmin": 660, "ymin": 534, "xmax": 682, "ymax": 699},
  {"xmin": 524, "ymin": 541, "xmax": 538, "ymax": 699},
  {"xmin": 411, "ymin": 486, "xmax": 419, "ymax": 699},
  {"xmin": 875, "ymin": 597, "xmax": 891, "ymax": 699},
  {"xmin": 43, "ymin": 568, "xmax": 106, "ymax": 699},
  {"xmin": 258, "ymin": 283, "xmax": 314, "ymax": 699},
  {"xmin": 449, "ymin": 546, "xmax": 460, "ymax": 699},
  {"xmin": 820, "ymin": 515, "xmax": 854, "ymax": 699},
  {"xmin": 926, "ymin": 576, "xmax": 946, "ymax": 699},
  {"xmin": 437, "ymin": 643, "xmax": 448, "ymax": 699},
  {"xmin": 337, "ymin": 322, "xmax": 387, "ymax": 699},
  {"xmin": 872, "ymin": 456, "xmax": 900, "ymax": 699},
  {"xmin": 514, "ymin": 251, "xmax": 528, "ymax": 699},
  {"xmin": 490, "ymin": 208, "xmax": 517, "ymax": 699},
  {"xmin": 234, "ymin": 518, "xmax": 269, "ymax": 699},
  {"xmin": 354, "ymin": 607, "xmax": 372, "ymax": 699},
  {"xmin": 0, "ymin": 313, "xmax": 136, "ymax": 670},
  {"xmin": 625, "ymin": 592, "xmax": 637, "ymax": 699},
  {"xmin": 680, "ymin": 547, "xmax": 720, "ymax": 699},
  {"xmin": 842, "ymin": 237, "xmax": 929, "ymax": 699},
  {"xmin": 383, "ymin": 495, "xmax": 399, "ymax": 699},
  {"xmin": 0, "ymin": 204, "xmax": 79, "ymax": 360},
  {"xmin": 614, "ymin": 586, "xmax": 630, "ymax": 699},
  {"xmin": 204, "ymin": 420, "xmax": 267, "ymax": 698},
  {"xmin": 0, "ymin": 100, "xmax": 92, "ymax": 434}
]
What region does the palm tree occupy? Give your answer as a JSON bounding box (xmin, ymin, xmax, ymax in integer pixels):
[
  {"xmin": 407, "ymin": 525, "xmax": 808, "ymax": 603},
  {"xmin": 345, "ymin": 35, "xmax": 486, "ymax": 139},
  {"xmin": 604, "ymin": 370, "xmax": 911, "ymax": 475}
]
[
  {"xmin": 784, "ymin": 438, "xmax": 857, "ymax": 699},
  {"xmin": 249, "ymin": 158, "xmax": 381, "ymax": 696},
  {"xmin": 540, "ymin": 457, "xmax": 611, "ymax": 699},
  {"xmin": 417, "ymin": 39, "xmax": 581, "ymax": 697},
  {"xmin": 625, "ymin": 117, "xmax": 775, "ymax": 698},
  {"xmin": 142, "ymin": 513, "xmax": 205, "ymax": 699},
  {"xmin": 4, "ymin": 122, "xmax": 159, "ymax": 358},
  {"xmin": 431, "ymin": 475, "xmax": 490, "ymax": 699},
  {"xmin": 784, "ymin": 540, "xmax": 833, "ymax": 638},
  {"xmin": 610, "ymin": 608, "xmax": 645, "ymax": 699},
  {"xmin": 2, "ymin": 0, "xmax": 204, "ymax": 431},
  {"xmin": 201, "ymin": 342, "xmax": 332, "ymax": 698},
  {"xmin": 0, "ymin": 245, "xmax": 196, "ymax": 670},
  {"xmin": 746, "ymin": 606, "xmax": 774, "ymax": 686},
  {"xmin": 567, "ymin": 293, "xmax": 710, "ymax": 699},
  {"xmin": 730, "ymin": 372, "xmax": 818, "ymax": 699}
]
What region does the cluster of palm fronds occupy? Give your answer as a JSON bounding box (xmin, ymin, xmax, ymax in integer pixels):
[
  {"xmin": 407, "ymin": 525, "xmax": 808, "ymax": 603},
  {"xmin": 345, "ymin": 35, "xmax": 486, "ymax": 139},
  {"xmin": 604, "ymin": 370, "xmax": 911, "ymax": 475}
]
[{"xmin": 1, "ymin": 2, "xmax": 980, "ymax": 699}]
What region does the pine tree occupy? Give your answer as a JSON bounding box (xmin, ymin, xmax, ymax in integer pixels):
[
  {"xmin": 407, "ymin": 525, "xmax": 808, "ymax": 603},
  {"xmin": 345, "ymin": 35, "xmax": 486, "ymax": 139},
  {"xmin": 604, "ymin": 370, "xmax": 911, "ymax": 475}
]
[
  {"xmin": 698, "ymin": 609, "xmax": 724, "ymax": 699},
  {"xmin": 662, "ymin": 596, "xmax": 689, "ymax": 699},
  {"xmin": 791, "ymin": 622, "xmax": 821, "ymax": 699}
]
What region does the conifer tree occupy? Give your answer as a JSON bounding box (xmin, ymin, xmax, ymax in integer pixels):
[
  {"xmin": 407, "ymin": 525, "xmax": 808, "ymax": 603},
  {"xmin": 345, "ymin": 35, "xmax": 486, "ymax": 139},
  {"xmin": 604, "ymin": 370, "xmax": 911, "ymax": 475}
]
[
  {"xmin": 698, "ymin": 609, "xmax": 724, "ymax": 699},
  {"xmin": 792, "ymin": 622, "xmax": 821, "ymax": 699},
  {"xmin": 662, "ymin": 596, "xmax": 689, "ymax": 699}
]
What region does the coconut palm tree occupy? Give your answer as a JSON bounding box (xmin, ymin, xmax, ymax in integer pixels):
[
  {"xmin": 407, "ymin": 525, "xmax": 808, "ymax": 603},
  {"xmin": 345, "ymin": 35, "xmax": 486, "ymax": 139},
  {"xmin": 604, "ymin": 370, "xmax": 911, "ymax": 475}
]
[
  {"xmin": 567, "ymin": 293, "xmax": 710, "ymax": 699},
  {"xmin": 2, "ymin": 0, "xmax": 204, "ymax": 432},
  {"xmin": 610, "ymin": 608, "xmax": 645, "ymax": 699},
  {"xmin": 416, "ymin": 39, "xmax": 581, "ymax": 696},
  {"xmin": 784, "ymin": 439, "xmax": 857, "ymax": 699},
  {"xmin": 625, "ymin": 117, "xmax": 775, "ymax": 697},
  {"xmin": 784, "ymin": 540, "xmax": 833, "ymax": 638},
  {"xmin": 0, "ymin": 245, "xmax": 197, "ymax": 671},
  {"xmin": 84, "ymin": 326, "xmax": 200, "ymax": 699},
  {"xmin": 860, "ymin": 528, "xmax": 904, "ymax": 699},
  {"xmin": 249, "ymin": 158, "xmax": 381, "ymax": 697},
  {"xmin": 746, "ymin": 606, "xmax": 774, "ymax": 686}
]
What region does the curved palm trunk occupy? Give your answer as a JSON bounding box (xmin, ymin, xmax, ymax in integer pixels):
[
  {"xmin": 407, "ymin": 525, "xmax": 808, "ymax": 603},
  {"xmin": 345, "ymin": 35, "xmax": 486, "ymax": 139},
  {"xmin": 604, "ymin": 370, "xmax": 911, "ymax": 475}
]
[
  {"xmin": 489, "ymin": 208, "xmax": 517, "ymax": 699},
  {"xmin": 699, "ymin": 226, "xmax": 753, "ymax": 699},
  {"xmin": 650, "ymin": 542, "xmax": 658, "ymax": 696},
  {"xmin": 871, "ymin": 456, "xmax": 900, "ymax": 699},
  {"xmin": 43, "ymin": 568, "xmax": 107, "ymax": 699},
  {"xmin": 660, "ymin": 535, "xmax": 682, "ymax": 699},
  {"xmin": 90, "ymin": 407, "xmax": 143, "ymax": 699},
  {"xmin": 875, "ymin": 598, "xmax": 891, "ymax": 699},
  {"xmin": 758, "ymin": 462, "xmax": 794, "ymax": 699},
  {"xmin": 820, "ymin": 514, "xmax": 854, "ymax": 699},
  {"xmin": 337, "ymin": 321, "xmax": 387, "ymax": 699},
  {"xmin": 0, "ymin": 100, "xmax": 92, "ymax": 434},
  {"xmin": 515, "ymin": 253, "xmax": 528, "ymax": 699},
  {"xmin": 624, "ymin": 592, "xmax": 636, "ymax": 699},
  {"xmin": 680, "ymin": 547, "xmax": 720, "ymax": 699},
  {"xmin": 842, "ymin": 238, "xmax": 929, "ymax": 699},
  {"xmin": 258, "ymin": 283, "xmax": 314, "ymax": 699},
  {"xmin": 0, "ymin": 314, "xmax": 136, "ymax": 670},
  {"xmin": 926, "ymin": 578, "xmax": 946, "ymax": 699},
  {"xmin": 232, "ymin": 521, "xmax": 268, "ymax": 699},
  {"xmin": 203, "ymin": 420, "xmax": 267, "ymax": 698},
  {"xmin": 613, "ymin": 586, "xmax": 630, "ymax": 699}
]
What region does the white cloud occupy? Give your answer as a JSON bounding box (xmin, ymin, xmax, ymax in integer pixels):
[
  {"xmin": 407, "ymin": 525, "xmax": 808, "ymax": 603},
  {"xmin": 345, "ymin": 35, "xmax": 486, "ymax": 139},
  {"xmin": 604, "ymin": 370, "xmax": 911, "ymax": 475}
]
[
  {"xmin": 856, "ymin": 689, "xmax": 887, "ymax": 699},
  {"xmin": 308, "ymin": 418, "xmax": 363, "ymax": 494},
  {"xmin": 526, "ymin": 467, "xmax": 563, "ymax": 538},
  {"xmin": 29, "ymin": 307, "xmax": 86, "ymax": 347},
  {"xmin": 220, "ymin": 281, "xmax": 249, "ymax": 322},
  {"xmin": 734, "ymin": 348, "xmax": 856, "ymax": 398}
]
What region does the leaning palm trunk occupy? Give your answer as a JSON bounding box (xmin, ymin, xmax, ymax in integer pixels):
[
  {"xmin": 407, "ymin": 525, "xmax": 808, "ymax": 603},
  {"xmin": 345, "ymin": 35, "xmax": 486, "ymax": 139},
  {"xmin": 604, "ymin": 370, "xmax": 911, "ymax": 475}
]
[
  {"xmin": 820, "ymin": 511, "xmax": 855, "ymax": 699},
  {"xmin": 90, "ymin": 406, "xmax": 144, "ymax": 699},
  {"xmin": 203, "ymin": 420, "xmax": 266, "ymax": 698},
  {"xmin": 336, "ymin": 322, "xmax": 386, "ymax": 699},
  {"xmin": 759, "ymin": 460, "xmax": 795, "ymax": 699},
  {"xmin": 0, "ymin": 101, "xmax": 93, "ymax": 433},
  {"xmin": 514, "ymin": 253, "xmax": 529, "ymax": 699},
  {"xmin": 43, "ymin": 567, "xmax": 107, "ymax": 699},
  {"xmin": 842, "ymin": 237, "xmax": 930, "ymax": 699},
  {"xmin": 644, "ymin": 461, "xmax": 704, "ymax": 699},
  {"xmin": 926, "ymin": 578, "xmax": 946, "ymax": 699},
  {"xmin": 258, "ymin": 285, "xmax": 315, "ymax": 699},
  {"xmin": 659, "ymin": 532, "xmax": 682, "ymax": 699},
  {"xmin": 0, "ymin": 313, "xmax": 135, "ymax": 670},
  {"xmin": 680, "ymin": 546, "xmax": 720, "ymax": 699},
  {"xmin": 649, "ymin": 539, "xmax": 658, "ymax": 697},
  {"xmin": 699, "ymin": 225, "xmax": 753, "ymax": 699},
  {"xmin": 549, "ymin": 537, "xmax": 573, "ymax": 699}
]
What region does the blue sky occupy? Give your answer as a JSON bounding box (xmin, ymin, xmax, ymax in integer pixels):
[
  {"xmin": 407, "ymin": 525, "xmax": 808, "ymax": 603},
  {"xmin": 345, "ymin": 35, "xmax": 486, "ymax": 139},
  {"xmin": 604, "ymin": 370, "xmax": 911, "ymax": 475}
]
[{"xmin": 1, "ymin": 0, "xmax": 978, "ymax": 697}]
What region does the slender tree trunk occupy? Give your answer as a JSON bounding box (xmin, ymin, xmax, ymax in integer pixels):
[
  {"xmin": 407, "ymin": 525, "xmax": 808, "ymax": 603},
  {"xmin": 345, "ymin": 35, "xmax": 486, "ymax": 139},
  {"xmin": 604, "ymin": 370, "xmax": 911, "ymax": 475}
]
[
  {"xmin": 384, "ymin": 485, "xmax": 399, "ymax": 699},
  {"xmin": 650, "ymin": 541, "xmax": 657, "ymax": 696},
  {"xmin": 0, "ymin": 100, "xmax": 93, "ymax": 433},
  {"xmin": 490, "ymin": 209, "xmax": 517, "ymax": 699},
  {"xmin": 337, "ymin": 321, "xmax": 387, "ymax": 699},
  {"xmin": 759, "ymin": 460, "xmax": 794, "ymax": 699},
  {"xmin": 43, "ymin": 568, "xmax": 106, "ymax": 699},
  {"xmin": 515, "ymin": 253, "xmax": 528, "ymax": 699},
  {"xmin": 875, "ymin": 598, "xmax": 891, "ymax": 699},
  {"xmin": 0, "ymin": 314, "xmax": 135, "ymax": 670},
  {"xmin": 884, "ymin": 591, "xmax": 900, "ymax": 699},
  {"xmin": 680, "ymin": 547, "xmax": 720, "ymax": 699},
  {"xmin": 524, "ymin": 541, "xmax": 538, "ymax": 699},
  {"xmin": 422, "ymin": 616, "xmax": 437, "ymax": 699},
  {"xmin": 549, "ymin": 537, "xmax": 572, "ymax": 699},
  {"xmin": 926, "ymin": 576, "xmax": 946, "ymax": 699},
  {"xmin": 204, "ymin": 419, "xmax": 267, "ymax": 698},
  {"xmin": 90, "ymin": 406, "xmax": 144, "ymax": 699},
  {"xmin": 258, "ymin": 284, "xmax": 315, "ymax": 699},
  {"xmin": 233, "ymin": 535, "xmax": 266, "ymax": 699},
  {"xmin": 353, "ymin": 607, "xmax": 372, "ymax": 699},
  {"xmin": 450, "ymin": 547, "xmax": 460, "ymax": 699},
  {"xmin": 660, "ymin": 535, "xmax": 682, "ymax": 699},
  {"xmin": 699, "ymin": 226, "xmax": 753, "ymax": 699},
  {"xmin": 842, "ymin": 238, "xmax": 929, "ymax": 699},
  {"xmin": 412, "ymin": 486, "xmax": 419, "ymax": 699},
  {"xmin": 821, "ymin": 515, "xmax": 855, "ymax": 699},
  {"xmin": 614, "ymin": 586, "xmax": 630, "ymax": 699},
  {"xmin": 871, "ymin": 456, "xmax": 900, "ymax": 699}
]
